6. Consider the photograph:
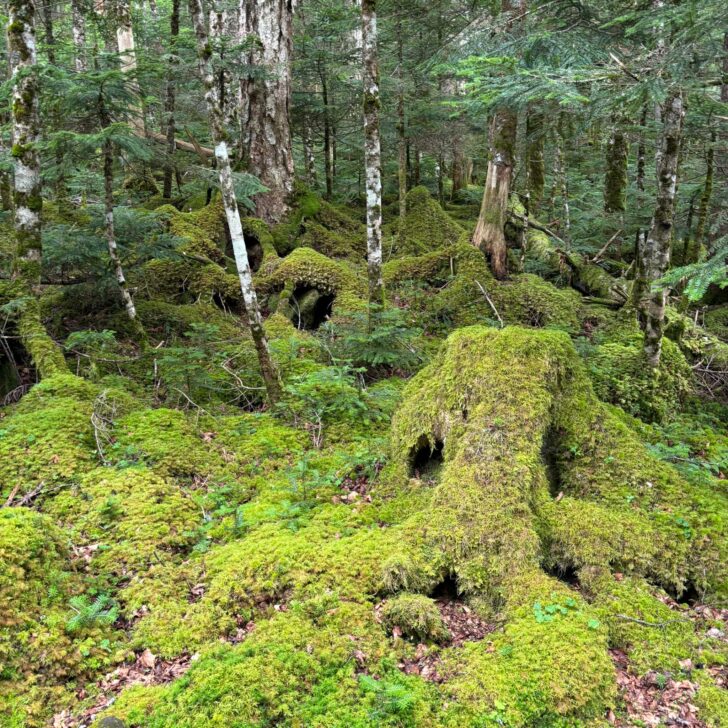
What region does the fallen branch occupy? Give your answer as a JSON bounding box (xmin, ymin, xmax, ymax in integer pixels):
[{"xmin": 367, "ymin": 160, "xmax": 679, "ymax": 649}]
[
  {"xmin": 146, "ymin": 129, "xmax": 213, "ymax": 159},
  {"xmin": 591, "ymin": 230, "xmax": 623, "ymax": 265},
  {"xmin": 613, "ymin": 614, "xmax": 690, "ymax": 629},
  {"xmin": 475, "ymin": 280, "xmax": 504, "ymax": 328}
]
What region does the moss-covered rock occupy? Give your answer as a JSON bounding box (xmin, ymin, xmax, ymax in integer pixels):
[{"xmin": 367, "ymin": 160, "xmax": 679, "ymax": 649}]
[
  {"xmin": 380, "ymin": 594, "xmax": 449, "ymax": 643},
  {"xmin": 585, "ymin": 335, "xmax": 694, "ymax": 422},
  {"xmin": 389, "ymin": 186, "xmax": 465, "ymax": 256}
]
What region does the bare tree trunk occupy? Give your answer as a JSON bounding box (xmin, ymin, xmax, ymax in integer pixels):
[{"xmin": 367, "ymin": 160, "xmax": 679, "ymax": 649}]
[
  {"xmin": 693, "ymin": 134, "xmax": 714, "ymax": 254},
  {"xmin": 8, "ymin": 0, "xmax": 42, "ymax": 286},
  {"xmin": 636, "ymin": 91, "xmax": 684, "ymax": 368},
  {"xmin": 162, "ymin": 0, "xmax": 180, "ymax": 199},
  {"xmin": 238, "ymin": 0, "xmax": 294, "ymax": 224},
  {"xmin": 396, "ymin": 24, "xmax": 406, "ymax": 250},
  {"xmin": 303, "ymin": 121, "xmax": 317, "ymax": 187},
  {"xmin": 604, "ymin": 121, "xmax": 628, "ymax": 213},
  {"xmin": 7, "ymin": 0, "xmax": 67, "ymax": 377},
  {"xmin": 472, "ymin": 109, "xmax": 516, "ymax": 280},
  {"xmin": 362, "ymin": 0, "xmax": 384, "ymax": 308},
  {"xmin": 321, "ymin": 71, "xmax": 334, "ymax": 199},
  {"xmin": 190, "ymin": 0, "xmax": 281, "ymax": 403},
  {"xmin": 526, "ymin": 111, "xmax": 544, "ymax": 212},
  {"xmin": 471, "ymin": 0, "xmax": 525, "ymax": 280},
  {"xmin": 103, "ymin": 140, "xmax": 140, "ymax": 324},
  {"xmin": 72, "ymin": 0, "xmax": 88, "ymax": 72}
]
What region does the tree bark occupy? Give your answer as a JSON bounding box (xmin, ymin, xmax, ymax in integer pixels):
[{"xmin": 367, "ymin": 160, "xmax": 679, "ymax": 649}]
[
  {"xmin": 362, "ymin": 0, "xmax": 384, "ymax": 307},
  {"xmin": 190, "ymin": 0, "xmax": 281, "ymax": 403},
  {"xmin": 8, "ymin": 0, "xmax": 43, "ymax": 287},
  {"xmin": 72, "ymin": 0, "xmax": 88, "ymax": 72},
  {"xmin": 604, "ymin": 121, "xmax": 628, "ymax": 213},
  {"xmin": 7, "ymin": 0, "xmax": 68, "ymax": 377},
  {"xmin": 162, "ymin": 0, "xmax": 180, "ymax": 199},
  {"xmin": 526, "ymin": 111, "xmax": 544, "ymax": 212},
  {"xmin": 238, "ymin": 0, "xmax": 295, "ymax": 224},
  {"xmin": 472, "ymin": 109, "xmax": 516, "ymax": 280},
  {"xmin": 694, "ymin": 134, "xmax": 714, "ymax": 254},
  {"xmin": 303, "ymin": 121, "xmax": 317, "ymax": 188},
  {"xmin": 396, "ymin": 23, "xmax": 407, "ymax": 251},
  {"xmin": 321, "ymin": 70, "xmax": 334, "ymax": 199},
  {"xmin": 636, "ymin": 91, "xmax": 684, "ymax": 368}
]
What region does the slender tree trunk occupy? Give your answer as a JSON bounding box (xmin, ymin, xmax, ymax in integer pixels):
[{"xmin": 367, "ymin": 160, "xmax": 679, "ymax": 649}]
[
  {"xmin": 238, "ymin": 0, "xmax": 294, "ymax": 224},
  {"xmin": 451, "ymin": 146, "xmax": 464, "ymax": 198},
  {"xmin": 72, "ymin": 0, "xmax": 88, "ymax": 72},
  {"xmin": 604, "ymin": 121, "xmax": 628, "ymax": 213},
  {"xmin": 362, "ymin": 0, "xmax": 383, "ymax": 307},
  {"xmin": 103, "ymin": 140, "xmax": 140, "ymax": 324},
  {"xmin": 396, "ymin": 24, "xmax": 407, "ymax": 250},
  {"xmin": 693, "ymin": 134, "xmax": 714, "ymax": 255},
  {"xmin": 636, "ymin": 91, "xmax": 684, "ymax": 368},
  {"xmin": 7, "ymin": 0, "xmax": 67, "ymax": 377},
  {"xmin": 472, "ymin": 109, "xmax": 516, "ymax": 279},
  {"xmin": 162, "ymin": 0, "xmax": 180, "ymax": 199},
  {"xmin": 526, "ymin": 111, "xmax": 544, "ymax": 213},
  {"xmin": 190, "ymin": 0, "xmax": 281, "ymax": 403},
  {"xmin": 412, "ymin": 147, "xmax": 421, "ymax": 187},
  {"xmin": 437, "ymin": 154, "xmax": 445, "ymax": 205},
  {"xmin": 303, "ymin": 121, "xmax": 317, "ymax": 187},
  {"xmin": 636, "ymin": 105, "xmax": 647, "ymax": 193},
  {"xmin": 321, "ymin": 71, "xmax": 334, "ymax": 199}
]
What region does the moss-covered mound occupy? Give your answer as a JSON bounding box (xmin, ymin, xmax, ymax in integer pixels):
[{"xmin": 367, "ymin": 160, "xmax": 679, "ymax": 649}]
[
  {"xmin": 388, "ymin": 186, "xmax": 466, "ymax": 256},
  {"xmin": 272, "ymin": 184, "xmax": 367, "ymax": 260}
]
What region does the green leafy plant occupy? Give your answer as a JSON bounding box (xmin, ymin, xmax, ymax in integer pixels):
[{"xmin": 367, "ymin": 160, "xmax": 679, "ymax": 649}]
[
  {"xmin": 359, "ymin": 674, "xmax": 418, "ymax": 721},
  {"xmin": 66, "ymin": 594, "xmax": 119, "ymax": 633}
]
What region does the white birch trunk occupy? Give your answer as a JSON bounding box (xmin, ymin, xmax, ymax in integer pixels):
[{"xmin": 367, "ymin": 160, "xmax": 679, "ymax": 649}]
[
  {"xmin": 190, "ymin": 0, "xmax": 281, "ymax": 402},
  {"xmin": 362, "ymin": 0, "xmax": 383, "ymax": 306}
]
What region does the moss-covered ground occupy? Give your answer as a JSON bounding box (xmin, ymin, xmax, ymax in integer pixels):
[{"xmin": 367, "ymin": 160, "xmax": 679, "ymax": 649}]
[{"xmin": 1, "ymin": 189, "xmax": 726, "ymax": 728}]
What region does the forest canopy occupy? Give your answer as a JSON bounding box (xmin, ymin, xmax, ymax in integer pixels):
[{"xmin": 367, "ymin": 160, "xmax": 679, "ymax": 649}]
[{"xmin": 0, "ymin": 0, "xmax": 727, "ymax": 726}]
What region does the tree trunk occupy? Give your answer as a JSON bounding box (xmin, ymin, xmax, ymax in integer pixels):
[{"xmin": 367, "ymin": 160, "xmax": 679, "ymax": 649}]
[
  {"xmin": 604, "ymin": 121, "xmax": 628, "ymax": 213},
  {"xmin": 472, "ymin": 109, "xmax": 516, "ymax": 280},
  {"xmin": 72, "ymin": 0, "xmax": 88, "ymax": 72},
  {"xmin": 189, "ymin": 0, "xmax": 281, "ymax": 403},
  {"xmin": 362, "ymin": 0, "xmax": 384, "ymax": 308},
  {"xmin": 303, "ymin": 121, "xmax": 317, "ymax": 188},
  {"xmin": 238, "ymin": 0, "xmax": 294, "ymax": 224},
  {"xmin": 103, "ymin": 139, "xmax": 141, "ymax": 325},
  {"xmin": 162, "ymin": 0, "xmax": 180, "ymax": 199},
  {"xmin": 396, "ymin": 25, "xmax": 407, "ymax": 251},
  {"xmin": 693, "ymin": 134, "xmax": 714, "ymax": 254},
  {"xmin": 636, "ymin": 105, "xmax": 647, "ymax": 193},
  {"xmin": 526, "ymin": 111, "xmax": 544, "ymax": 212},
  {"xmin": 8, "ymin": 0, "xmax": 43, "ymax": 287},
  {"xmin": 320, "ymin": 69, "xmax": 333, "ymax": 199},
  {"xmin": 636, "ymin": 91, "xmax": 684, "ymax": 368},
  {"xmin": 7, "ymin": 0, "xmax": 68, "ymax": 377}
]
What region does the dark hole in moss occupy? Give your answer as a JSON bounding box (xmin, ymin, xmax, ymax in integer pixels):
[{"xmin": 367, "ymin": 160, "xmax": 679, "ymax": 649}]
[
  {"xmin": 668, "ymin": 581, "xmax": 702, "ymax": 606},
  {"xmin": 541, "ymin": 426, "xmax": 562, "ymax": 498},
  {"xmin": 408, "ymin": 435, "xmax": 444, "ymax": 480},
  {"xmin": 245, "ymin": 233, "xmax": 264, "ymax": 273},
  {"xmin": 545, "ymin": 562, "xmax": 580, "ymax": 587},
  {"xmin": 430, "ymin": 573, "xmax": 459, "ymax": 601},
  {"xmin": 0, "ymin": 331, "xmax": 32, "ymax": 403},
  {"xmin": 289, "ymin": 286, "xmax": 335, "ymax": 331}
]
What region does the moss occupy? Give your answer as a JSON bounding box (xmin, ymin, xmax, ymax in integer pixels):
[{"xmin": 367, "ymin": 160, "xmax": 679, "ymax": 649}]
[
  {"xmin": 380, "ymin": 594, "xmax": 449, "ymax": 642},
  {"xmin": 0, "ymin": 374, "xmax": 98, "ymax": 503},
  {"xmin": 133, "ymin": 300, "xmax": 244, "ymax": 341},
  {"xmin": 260, "ymin": 246, "xmax": 366, "ymax": 319},
  {"xmin": 102, "ymin": 610, "xmax": 437, "ymax": 727},
  {"xmin": 0, "ymin": 509, "xmax": 125, "ymax": 725},
  {"xmin": 389, "ymin": 186, "xmax": 465, "ymax": 256},
  {"xmin": 440, "ymin": 590, "xmax": 615, "ymax": 727},
  {"xmin": 45, "ymin": 467, "xmax": 201, "ymax": 578},
  {"xmin": 585, "ymin": 335, "xmax": 694, "ymax": 422},
  {"xmin": 695, "ymin": 669, "xmax": 728, "ymax": 728},
  {"xmin": 489, "ymin": 274, "xmax": 583, "ymax": 332},
  {"xmin": 702, "ymin": 306, "xmax": 728, "ymax": 342},
  {"xmin": 587, "ymin": 575, "xmax": 698, "ymax": 674}
]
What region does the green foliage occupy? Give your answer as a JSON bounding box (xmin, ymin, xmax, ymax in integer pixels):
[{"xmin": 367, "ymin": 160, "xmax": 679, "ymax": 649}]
[
  {"xmin": 66, "ymin": 595, "xmax": 119, "ymax": 633},
  {"xmin": 319, "ymin": 305, "xmax": 423, "ymax": 374}
]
